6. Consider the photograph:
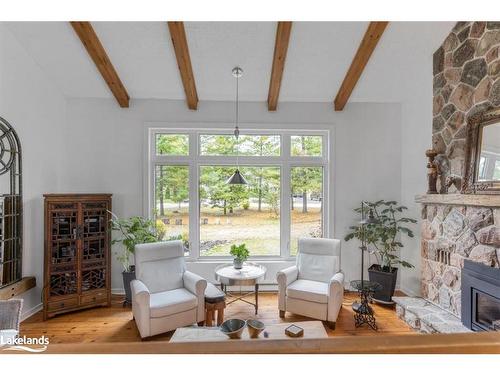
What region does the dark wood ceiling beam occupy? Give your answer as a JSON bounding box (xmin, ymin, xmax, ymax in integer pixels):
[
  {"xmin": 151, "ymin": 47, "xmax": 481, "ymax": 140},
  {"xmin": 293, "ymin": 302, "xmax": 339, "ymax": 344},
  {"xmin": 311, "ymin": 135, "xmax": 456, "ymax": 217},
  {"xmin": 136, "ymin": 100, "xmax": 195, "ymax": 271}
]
[
  {"xmin": 267, "ymin": 21, "xmax": 292, "ymax": 111},
  {"xmin": 334, "ymin": 22, "xmax": 388, "ymax": 111},
  {"xmin": 70, "ymin": 21, "xmax": 130, "ymax": 108},
  {"xmin": 167, "ymin": 22, "xmax": 199, "ymax": 110}
]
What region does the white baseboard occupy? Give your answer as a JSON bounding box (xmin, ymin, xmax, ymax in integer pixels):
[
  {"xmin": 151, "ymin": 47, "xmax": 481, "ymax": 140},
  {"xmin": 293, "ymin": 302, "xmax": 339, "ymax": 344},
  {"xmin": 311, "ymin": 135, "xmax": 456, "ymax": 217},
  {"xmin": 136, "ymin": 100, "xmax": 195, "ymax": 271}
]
[
  {"xmin": 21, "ymin": 303, "xmax": 42, "ymax": 322},
  {"xmin": 112, "ymin": 284, "xmax": 281, "ymax": 294}
]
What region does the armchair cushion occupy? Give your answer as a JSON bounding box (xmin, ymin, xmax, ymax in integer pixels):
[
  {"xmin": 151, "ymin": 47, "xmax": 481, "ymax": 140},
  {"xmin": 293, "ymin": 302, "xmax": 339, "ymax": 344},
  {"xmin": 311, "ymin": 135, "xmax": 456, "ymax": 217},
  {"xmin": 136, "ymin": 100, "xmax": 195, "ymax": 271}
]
[
  {"xmin": 297, "ymin": 238, "xmax": 340, "ymax": 283},
  {"xmin": 135, "ymin": 241, "xmax": 186, "ymax": 293},
  {"xmin": 150, "ymin": 288, "xmax": 197, "ymax": 318},
  {"xmin": 297, "ymin": 253, "xmax": 339, "ymax": 283},
  {"xmin": 286, "ymin": 279, "xmax": 329, "ymax": 304}
]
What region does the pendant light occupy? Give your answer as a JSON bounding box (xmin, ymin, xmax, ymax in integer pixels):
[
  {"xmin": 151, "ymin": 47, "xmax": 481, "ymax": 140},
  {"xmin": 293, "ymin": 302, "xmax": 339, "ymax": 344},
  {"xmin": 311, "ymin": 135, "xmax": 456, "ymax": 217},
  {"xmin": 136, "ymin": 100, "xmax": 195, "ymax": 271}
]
[{"xmin": 226, "ymin": 67, "xmax": 248, "ymax": 185}]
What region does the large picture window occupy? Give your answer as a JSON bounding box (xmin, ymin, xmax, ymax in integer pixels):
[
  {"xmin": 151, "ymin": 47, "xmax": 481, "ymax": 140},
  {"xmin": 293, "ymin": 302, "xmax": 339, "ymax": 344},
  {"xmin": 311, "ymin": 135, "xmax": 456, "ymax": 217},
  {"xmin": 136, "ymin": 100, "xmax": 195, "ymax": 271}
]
[
  {"xmin": 199, "ymin": 166, "xmax": 281, "ymax": 257},
  {"xmin": 149, "ymin": 128, "xmax": 329, "ymax": 259}
]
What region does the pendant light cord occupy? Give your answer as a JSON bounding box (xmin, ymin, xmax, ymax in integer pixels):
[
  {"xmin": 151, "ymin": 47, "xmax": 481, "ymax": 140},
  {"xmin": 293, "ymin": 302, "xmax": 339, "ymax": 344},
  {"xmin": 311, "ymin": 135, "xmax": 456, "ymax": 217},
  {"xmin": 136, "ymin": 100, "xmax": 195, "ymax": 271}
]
[{"xmin": 235, "ymin": 71, "xmax": 240, "ymax": 169}]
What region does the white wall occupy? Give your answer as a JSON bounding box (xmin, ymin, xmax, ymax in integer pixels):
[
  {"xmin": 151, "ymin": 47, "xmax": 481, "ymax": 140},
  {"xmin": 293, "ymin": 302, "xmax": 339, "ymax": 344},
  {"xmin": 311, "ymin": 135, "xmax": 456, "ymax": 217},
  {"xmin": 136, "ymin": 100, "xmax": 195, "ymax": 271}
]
[
  {"xmin": 0, "ymin": 24, "xmax": 67, "ymax": 318},
  {"xmin": 61, "ymin": 98, "xmax": 401, "ymax": 292},
  {"xmin": 398, "ymin": 27, "xmax": 448, "ymax": 296}
]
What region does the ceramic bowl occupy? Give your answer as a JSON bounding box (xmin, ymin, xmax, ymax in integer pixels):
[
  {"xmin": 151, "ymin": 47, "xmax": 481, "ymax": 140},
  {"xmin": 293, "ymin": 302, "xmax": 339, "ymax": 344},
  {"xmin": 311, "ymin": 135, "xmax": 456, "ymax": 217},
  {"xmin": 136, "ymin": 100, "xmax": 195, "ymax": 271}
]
[
  {"xmin": 246, "ymin": 319, "xmax": 265, "ymax": 338},
  {"xmin": 220, "ymin": 319, "xmax": 246, "ymax": 339}
]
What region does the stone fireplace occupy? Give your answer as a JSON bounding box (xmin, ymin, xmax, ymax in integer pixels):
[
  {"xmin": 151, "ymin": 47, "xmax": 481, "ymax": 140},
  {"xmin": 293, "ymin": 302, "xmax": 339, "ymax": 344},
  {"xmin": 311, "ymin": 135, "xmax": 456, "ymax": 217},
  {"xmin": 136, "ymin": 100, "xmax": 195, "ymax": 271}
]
[
  {"xmin": 417, "ymin": 194, "xmax": 500, "ymax": 318},
  {"xmin": 394, "ymin": 22, "xmax": 500, "ymax": 333},
  {"xmin": 432, "ymin": 22, "xmax": 500, "ymax": 187}
]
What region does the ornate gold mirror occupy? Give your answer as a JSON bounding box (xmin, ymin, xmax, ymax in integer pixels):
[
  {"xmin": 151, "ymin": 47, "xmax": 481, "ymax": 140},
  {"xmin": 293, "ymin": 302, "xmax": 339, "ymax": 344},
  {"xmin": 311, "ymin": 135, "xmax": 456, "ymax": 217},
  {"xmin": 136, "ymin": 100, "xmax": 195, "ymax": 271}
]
[{"xmin": 462, "ymin": 108, "xmax": 500, "ymax": 194}]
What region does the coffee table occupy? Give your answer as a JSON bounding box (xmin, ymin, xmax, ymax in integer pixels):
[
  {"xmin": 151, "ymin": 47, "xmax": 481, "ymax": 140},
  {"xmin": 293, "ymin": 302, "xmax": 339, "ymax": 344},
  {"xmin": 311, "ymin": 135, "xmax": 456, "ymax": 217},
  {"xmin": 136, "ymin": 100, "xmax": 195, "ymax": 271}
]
[
  {"xmin": 170, "ymin": 321, "xmax": 327, "ymax": 342},
  {"xmin": 215, "ymin": 262, "xmax": 266, "ymax": 314}
]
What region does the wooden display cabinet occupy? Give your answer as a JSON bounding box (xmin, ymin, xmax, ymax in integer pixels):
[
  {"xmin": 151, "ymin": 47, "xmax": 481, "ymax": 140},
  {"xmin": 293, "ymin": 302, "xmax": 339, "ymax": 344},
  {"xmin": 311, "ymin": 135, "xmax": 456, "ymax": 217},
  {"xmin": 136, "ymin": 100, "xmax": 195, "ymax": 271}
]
[{"xmin": 43, "ymin": 194, "xmax": 112, "ymax": 319}]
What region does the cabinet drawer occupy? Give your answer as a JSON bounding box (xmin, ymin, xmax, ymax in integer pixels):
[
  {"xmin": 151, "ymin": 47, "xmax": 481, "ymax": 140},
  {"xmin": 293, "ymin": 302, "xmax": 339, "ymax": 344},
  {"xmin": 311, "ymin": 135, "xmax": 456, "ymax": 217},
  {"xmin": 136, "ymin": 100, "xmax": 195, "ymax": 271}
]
[
  {"xmin": 47, "ymin": 297, "xmax": 79, "ymax": 312},
  {"xmin": 80, "ymin": 290, "xmax": 107, "ymax": 305}
]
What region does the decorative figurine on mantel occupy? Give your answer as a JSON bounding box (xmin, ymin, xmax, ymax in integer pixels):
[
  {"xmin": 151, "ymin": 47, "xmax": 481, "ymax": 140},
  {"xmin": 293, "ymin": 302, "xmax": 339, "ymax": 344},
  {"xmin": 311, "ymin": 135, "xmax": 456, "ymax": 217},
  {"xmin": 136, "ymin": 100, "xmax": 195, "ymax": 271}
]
[{"xmin": 425, "ymin": 149, "xmax": 439, "ymax": 194}]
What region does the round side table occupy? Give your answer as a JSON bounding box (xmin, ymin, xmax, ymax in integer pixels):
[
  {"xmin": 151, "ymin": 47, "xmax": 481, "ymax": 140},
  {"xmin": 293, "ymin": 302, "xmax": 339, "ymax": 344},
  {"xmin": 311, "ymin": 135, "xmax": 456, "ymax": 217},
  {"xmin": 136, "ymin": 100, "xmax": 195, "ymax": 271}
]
[
  {"xmin": 350, "ymin": 280, "xmax": 382, "ymax": 331},
  {"xmin": 215, "ymin": 262, "xmax": 266, "ymax": 314}
]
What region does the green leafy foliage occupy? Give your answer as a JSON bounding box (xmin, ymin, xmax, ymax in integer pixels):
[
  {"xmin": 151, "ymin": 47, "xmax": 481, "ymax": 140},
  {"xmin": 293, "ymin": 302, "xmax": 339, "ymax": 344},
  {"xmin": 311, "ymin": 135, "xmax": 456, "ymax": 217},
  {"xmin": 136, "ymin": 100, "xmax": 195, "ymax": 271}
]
[
  {"xmin": 110, "ymin": 213, "xmax": 165, "ymax": 272},
  {"xmin": 198, "ymin": 166, "xmax": 281, "ymax": 217},
  {"xmin": 156, "ymin": 134, "xmax": 189, "ymax": 155},
  {"xmin": 344, "ymin": 200, "xmax": 417, "ymax": 271},
  {"xmin": 155, "ymin": 166, "xmax": 189, "ymax": 215},
  {"xmin": 200, "ymin": 134, "xmax": 280, "ymax": 156},
  {"xmin": 229, "ymin": 243, "xmax": 250, "ymax": 261},
  {"xmin": 291, "ymin": 135, "xmax": 322, "ymax": 156}
]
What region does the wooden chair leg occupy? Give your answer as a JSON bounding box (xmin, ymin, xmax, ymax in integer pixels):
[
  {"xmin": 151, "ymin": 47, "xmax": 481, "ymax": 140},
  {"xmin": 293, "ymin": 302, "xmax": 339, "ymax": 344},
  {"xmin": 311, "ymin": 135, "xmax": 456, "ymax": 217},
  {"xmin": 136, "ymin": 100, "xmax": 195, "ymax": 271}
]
[
  {"xmin": 279, "ymin": 310, "xmax": 285, "ymax": 318},
  {"xmin": 216, "ymin": 308, "xmax": 224, "ymax": 326},
  {"xmin": 206, "ymin": 310, "xmax": 214, "ymax": 327}
]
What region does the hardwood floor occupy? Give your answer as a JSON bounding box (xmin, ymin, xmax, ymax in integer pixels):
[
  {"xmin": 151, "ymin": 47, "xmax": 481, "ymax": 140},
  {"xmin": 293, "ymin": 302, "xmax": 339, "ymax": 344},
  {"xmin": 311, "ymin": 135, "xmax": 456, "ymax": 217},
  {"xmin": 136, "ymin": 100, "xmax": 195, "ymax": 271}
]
[{"xmin": 21, "ymin": 292, "xmax": 416, "ymax": 344}]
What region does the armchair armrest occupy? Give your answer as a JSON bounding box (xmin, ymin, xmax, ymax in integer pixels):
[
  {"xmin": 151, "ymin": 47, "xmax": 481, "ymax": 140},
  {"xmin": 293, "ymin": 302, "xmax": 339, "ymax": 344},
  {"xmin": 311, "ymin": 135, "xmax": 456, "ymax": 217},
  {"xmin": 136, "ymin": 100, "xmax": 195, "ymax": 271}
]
[
  {"xmin": 183, "ymin": 271, "xmax": 207, "ymax": 297},
  {"xmin": 130, "ymin": 279, "xmax": 150, "ymax": 305},
  {"xmin": 329, "ymin": 272, "xmax": 344, "ymax": 289},
  {"xmin": 276, "ymin": 265, "xmax": 298, "ymax": 312},
  {"xmin": 327, "ymin": 272, "xmax": 344, "ymax": 324},
  {"xmin": 130, "ymin": 279, "xmax": 151, "ymax": 338},
  {"xmin": 276, "ymin": 265, "xmax": 298, "ymax": 288},
  {"xmin": 183, "ymin": 271, "xmax": 207, "ymax": 323}
]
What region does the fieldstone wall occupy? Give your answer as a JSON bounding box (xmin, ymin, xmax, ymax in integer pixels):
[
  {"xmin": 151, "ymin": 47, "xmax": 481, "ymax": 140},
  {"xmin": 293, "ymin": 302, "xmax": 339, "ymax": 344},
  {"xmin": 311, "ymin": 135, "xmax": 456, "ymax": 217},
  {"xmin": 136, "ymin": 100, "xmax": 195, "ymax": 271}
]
[
  {"xmin": 420, "ymin": 203, "xmax": 500, "ymax": 316},
  {"xmin": 432, "ymin": 22, "xmax": 500, "ymax": 191}
]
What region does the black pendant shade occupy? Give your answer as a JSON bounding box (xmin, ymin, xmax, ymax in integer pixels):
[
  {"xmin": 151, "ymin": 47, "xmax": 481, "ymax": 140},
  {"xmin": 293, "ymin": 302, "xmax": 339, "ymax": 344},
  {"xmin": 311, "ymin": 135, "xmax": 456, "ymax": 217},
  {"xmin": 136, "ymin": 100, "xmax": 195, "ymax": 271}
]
[{"xmin": 226, "ymin": 169, "xmax": 248, "ymax": 185}]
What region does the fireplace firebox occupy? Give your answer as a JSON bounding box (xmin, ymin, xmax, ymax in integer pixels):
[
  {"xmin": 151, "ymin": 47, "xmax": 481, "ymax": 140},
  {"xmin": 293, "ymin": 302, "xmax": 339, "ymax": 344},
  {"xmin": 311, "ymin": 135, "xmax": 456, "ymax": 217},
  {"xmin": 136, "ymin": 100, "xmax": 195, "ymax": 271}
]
[{"xmin": 461, "ymin": 260, "xmax": 500, "ymax": 331}]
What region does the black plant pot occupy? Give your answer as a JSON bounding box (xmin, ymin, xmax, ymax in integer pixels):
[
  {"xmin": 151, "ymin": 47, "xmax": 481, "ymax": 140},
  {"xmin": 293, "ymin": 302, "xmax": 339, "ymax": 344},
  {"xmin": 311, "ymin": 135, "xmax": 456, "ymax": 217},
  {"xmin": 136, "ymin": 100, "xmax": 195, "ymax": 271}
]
[
  {"xmin": 122, "ymin": 265, "xmax": 136, "ymax": 307},
  {"xmin": 368, "ymin": 264, "xmax": 398, "ymax": 303}
]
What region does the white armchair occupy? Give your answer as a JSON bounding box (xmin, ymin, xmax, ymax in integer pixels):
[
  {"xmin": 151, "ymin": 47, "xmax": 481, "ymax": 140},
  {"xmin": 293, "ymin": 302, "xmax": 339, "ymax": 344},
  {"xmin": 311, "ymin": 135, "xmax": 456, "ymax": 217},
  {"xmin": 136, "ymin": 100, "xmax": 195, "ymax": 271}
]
[
  {"xmin": 277, "ymin": 238, "xmax": 344, "ymax": 329},
  {"xmin": 131, "ymin": 241, "xmax": 207, "ymax": 338}
]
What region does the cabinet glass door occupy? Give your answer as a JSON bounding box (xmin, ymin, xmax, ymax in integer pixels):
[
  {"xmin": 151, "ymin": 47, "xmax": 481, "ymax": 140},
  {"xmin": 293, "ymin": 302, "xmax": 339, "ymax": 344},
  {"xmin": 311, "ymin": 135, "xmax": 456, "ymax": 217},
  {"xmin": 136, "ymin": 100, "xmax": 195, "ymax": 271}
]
[
  {"xmin": 81, "ymin": 202, "xmax": 108, "ymax": 291},
  {"xmin": 49, "ymin": 203, "xmax": 78, "ymax": 296}
]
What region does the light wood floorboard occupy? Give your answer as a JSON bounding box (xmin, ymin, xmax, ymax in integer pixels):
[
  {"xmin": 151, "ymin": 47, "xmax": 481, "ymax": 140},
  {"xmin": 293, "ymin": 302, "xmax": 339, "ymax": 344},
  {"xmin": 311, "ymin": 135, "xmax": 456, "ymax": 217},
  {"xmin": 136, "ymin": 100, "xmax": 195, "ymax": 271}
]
[{"xmin": 21, "ymin": 292, "xmax": 416, "ymax": 343}]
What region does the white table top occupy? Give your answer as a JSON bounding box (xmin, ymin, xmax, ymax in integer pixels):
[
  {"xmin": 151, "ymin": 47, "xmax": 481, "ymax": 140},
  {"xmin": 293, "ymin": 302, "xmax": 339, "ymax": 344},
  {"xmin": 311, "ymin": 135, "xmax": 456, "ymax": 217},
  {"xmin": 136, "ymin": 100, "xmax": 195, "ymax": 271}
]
[{"xmin": 215, "ymin": 262, "xmax": 266, "ymax": 281}]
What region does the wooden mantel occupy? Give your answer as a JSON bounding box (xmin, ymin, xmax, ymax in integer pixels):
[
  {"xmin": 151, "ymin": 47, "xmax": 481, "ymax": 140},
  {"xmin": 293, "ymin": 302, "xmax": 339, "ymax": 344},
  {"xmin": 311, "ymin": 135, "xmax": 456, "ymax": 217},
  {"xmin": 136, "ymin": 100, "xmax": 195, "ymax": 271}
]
[{"xmin": 415, "ymin": 194, "xmax": 500, "ymax": 207}]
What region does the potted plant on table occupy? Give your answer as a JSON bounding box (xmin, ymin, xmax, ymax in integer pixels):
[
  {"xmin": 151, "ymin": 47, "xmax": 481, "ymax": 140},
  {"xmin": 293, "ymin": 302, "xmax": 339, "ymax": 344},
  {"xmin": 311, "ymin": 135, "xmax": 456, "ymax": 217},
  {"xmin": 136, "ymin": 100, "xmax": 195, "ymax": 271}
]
[
  {"xmin": 344, "ymin": 200, "xmax": 416, "ymax": 303},
  {"xmin": 110, "ymin": 213, "xmax": 165, "ymax": 306},
  {"xmin": 230, "ymin": 243, "xmax": 249, "ymax": 269}
]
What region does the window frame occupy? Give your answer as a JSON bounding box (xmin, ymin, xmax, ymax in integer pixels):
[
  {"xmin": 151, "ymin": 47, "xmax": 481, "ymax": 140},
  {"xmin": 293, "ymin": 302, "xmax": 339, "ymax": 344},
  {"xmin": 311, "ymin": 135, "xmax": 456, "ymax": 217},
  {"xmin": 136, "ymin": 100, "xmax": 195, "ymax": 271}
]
[{"xmin": 147, "ymin": 125, "xmax": 330, "ymax": 261}]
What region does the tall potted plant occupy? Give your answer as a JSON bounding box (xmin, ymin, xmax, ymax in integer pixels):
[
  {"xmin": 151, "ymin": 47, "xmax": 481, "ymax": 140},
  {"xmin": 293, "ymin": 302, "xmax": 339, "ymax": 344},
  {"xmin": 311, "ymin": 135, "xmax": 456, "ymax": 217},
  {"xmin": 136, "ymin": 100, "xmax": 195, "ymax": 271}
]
[
  {"xmin": 110, "ymin": 213, "xmax": 165, "ymax": 306},
  {"xmin": 345, "ymin": 200, "xmax": 416, "ymax": 303}
]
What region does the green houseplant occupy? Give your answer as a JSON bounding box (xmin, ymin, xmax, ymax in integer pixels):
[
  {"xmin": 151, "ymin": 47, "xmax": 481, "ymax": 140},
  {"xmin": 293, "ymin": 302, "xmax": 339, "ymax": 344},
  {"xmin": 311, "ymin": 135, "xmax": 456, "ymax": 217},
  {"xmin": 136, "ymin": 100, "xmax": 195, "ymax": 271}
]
[
  {"xmin": 230, "ymin": 243, "xmax": 250, "ymax": 269},
  {"xmin": 344, "ymin": 200, "xmax": 416, "ymax": 302},
  {"xmin": 110, "ymin": 213, "xmax": 165, "ymax": 305}
]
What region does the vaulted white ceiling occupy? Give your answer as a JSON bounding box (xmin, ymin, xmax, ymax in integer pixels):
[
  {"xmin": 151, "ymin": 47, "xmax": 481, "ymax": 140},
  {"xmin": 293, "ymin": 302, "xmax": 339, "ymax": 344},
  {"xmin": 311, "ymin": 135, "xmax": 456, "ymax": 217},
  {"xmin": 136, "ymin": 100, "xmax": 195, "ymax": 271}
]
[{"xmin": 5, "ymin": 21, "xmax": 454, "ymax": 103}]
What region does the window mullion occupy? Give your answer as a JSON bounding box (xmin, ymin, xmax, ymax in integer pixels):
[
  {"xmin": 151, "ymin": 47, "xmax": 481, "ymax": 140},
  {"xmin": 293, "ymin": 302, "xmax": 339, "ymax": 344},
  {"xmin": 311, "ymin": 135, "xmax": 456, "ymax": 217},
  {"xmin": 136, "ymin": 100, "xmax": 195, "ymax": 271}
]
[
  {"xmin": 282, "ymin": 162, "xmax": 291, "ymax": 258},
  {"xmin": 188, "ymin": 133, "xmax": 199, "ymax": 259},
  {"xmin": 282, "ymin": 135, "xmax": 291, "ymax": 258}
]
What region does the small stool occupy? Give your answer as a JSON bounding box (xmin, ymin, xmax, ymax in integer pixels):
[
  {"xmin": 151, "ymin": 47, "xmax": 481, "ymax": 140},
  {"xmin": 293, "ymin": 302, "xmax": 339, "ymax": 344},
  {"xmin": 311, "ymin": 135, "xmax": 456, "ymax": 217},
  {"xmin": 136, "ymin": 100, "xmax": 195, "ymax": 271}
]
[{"xmin": 205, "ymin": 283, "xmax": 226, "ymax": 327}]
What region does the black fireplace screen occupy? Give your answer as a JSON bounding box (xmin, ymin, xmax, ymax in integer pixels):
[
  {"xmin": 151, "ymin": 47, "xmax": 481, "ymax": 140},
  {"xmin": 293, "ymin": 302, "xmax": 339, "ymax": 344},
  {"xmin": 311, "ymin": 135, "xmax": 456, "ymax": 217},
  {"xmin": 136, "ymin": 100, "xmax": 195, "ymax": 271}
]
[
  {"xmin": 475, "ymin": 290, "xmax": 500, "ymax": 331},
  {"xmin": 462, "ymin": 260, "xmax": 500, "ymax": 331}
]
